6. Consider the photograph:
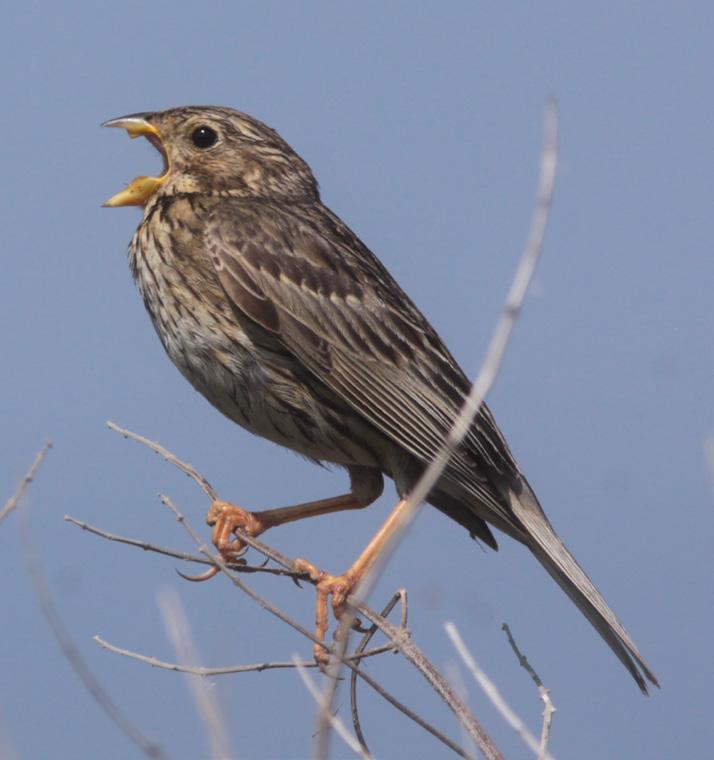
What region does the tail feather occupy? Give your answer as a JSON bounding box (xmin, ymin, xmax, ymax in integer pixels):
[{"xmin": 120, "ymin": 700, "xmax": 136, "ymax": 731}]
[{"xmin": 509, "ymin": 486, "xmax": 659, "ymax": 693}]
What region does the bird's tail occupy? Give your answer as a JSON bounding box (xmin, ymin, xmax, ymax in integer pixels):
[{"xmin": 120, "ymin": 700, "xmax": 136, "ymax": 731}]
[{"xmin": 508, "ymin": 483, "xmax": 659, "ymax": 693}]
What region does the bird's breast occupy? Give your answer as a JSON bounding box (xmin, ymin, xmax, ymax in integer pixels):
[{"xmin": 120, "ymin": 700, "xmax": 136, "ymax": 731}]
[
  {"xmin": 127, "ymin": 200, "xmax": 384, "ymax": 468},
  {"xmin": 130, "ymin": 201, "xmax": 262, "ymax": 423}
]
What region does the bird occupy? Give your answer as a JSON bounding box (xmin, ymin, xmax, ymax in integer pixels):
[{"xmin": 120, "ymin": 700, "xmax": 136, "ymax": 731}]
[{"xmin": 103, "ymin": 105, "xmax": 657, "ymax": 692}]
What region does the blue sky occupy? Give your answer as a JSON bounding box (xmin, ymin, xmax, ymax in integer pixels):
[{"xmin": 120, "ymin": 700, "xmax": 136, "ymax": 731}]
[{"xmin": 1, "ymin": 2, "xmax": 712, "ymax": 758}]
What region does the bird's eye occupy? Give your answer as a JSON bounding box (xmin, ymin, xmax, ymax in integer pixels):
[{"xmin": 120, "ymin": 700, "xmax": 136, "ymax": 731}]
[{"xmin": 191, "ymin": 125, "xmax": 218, "ymax": 149}]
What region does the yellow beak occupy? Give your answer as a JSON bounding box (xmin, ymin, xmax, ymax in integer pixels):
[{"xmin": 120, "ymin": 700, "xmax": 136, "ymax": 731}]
[{"xmin": 102, "ymin": 114, "xmax": 169, "ymax": 207}]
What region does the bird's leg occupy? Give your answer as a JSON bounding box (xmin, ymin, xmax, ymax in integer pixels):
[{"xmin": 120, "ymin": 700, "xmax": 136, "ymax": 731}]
[
  {"xmin": 295, "ymin": 497, "xmax": 408, "ymax": 668},
  {"xmin": 185, "ymin": 468, "xmax": 383, "ymax": 581},
  {"xmin": 207, "ymin": 492, "xmax": 372, "ymax": 560}
]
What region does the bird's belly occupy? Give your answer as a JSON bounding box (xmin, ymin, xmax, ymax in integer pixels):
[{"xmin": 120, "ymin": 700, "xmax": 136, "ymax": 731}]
[{"xmin": 154, "ymin": 303, "xmax": 381, "ymax": 468}]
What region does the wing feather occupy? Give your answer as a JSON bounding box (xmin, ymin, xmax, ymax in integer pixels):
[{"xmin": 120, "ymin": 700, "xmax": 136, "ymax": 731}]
[{"xmin": 205, "ymin": 201, "xmax": 520, "ymax": 530}]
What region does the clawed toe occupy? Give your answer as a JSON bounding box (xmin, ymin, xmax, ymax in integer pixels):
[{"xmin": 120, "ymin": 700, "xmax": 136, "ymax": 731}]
[
  {"xmin": 207, "ymin": 499, "xmax": 267, "ymax": 559},
  {"xmin": 177, "ymin": 500, "xmax": 269, "ymax": 585},
  {"xmin": 294, "ymin": 558, "xmax": 365, "ymax": 669}
]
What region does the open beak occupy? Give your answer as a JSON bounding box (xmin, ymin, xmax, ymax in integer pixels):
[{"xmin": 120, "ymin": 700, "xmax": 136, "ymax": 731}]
[{"xmin": 102, "ymin": 114, "xmax": 170, "ymax": 207}]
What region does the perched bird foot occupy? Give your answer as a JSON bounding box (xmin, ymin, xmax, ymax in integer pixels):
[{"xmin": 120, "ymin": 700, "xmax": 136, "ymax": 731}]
[
  {"xmin": 293, "ymin": 558, "xmax": 366, "ymax": 671},
  {"xmin": 179, "ymin": 500, "xmax": 268, "ymax": 583},
  {"xmin": 206, "ymin": 499, "xmax": 269, "ymax": 559}
]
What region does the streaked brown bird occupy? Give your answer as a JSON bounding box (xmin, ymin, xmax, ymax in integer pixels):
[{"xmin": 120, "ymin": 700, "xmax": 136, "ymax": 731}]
[{"xmin": 103, "ymin": 105, "xmax": 657, "ymax": 691}]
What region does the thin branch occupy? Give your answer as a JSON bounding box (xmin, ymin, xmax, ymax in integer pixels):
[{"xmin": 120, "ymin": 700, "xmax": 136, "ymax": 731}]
[
  {"xmin": 0, "ymin": 442, "xmax": 52, "ymax": 525},
  {"xmin": 65, "ymin": 515, "xmax": 305, "ymax": 579},
  {"xmin": 292, "ymin": 656, "xmax": 371, "ymax": 759},
  {"xmin": 93, "ymin": 634, "xmax": 396, "ymax": 676},
  {"xmin": 350, "ymin": 590, "xmax": 407, "ymax": 756},
  {"xmin": 322, "ymin": 98, "xmax": 558, "ymax": 755},
  {"xmin": 157, "ymin": 494, "xmax": 322, "ymax": 646},
  {"xmin": 107, "ymin": 421, "xmax": 217, "ymax": 500},
  {"xmin": 354, "ymin": 98, "xmax": 559, "ymax": 602},
  {"xmin": 20, "ymin": 515, "xmax": 168, "ymax": 759},
  {"xmin": 159, "ymin": 492, "xmax": 479, "ymax": 759},
  {"xmin": 502, "ymin": 623, "xmax": 556, "ymax": 759},
  {"xmin": 103, "ymin": 423, "xmax": 500, "ymax": 757},
  {"xmin": 445, "ymin": 622, "xmax": 555, "ymax": 760},
  {"xmin": 357, "ymin": 607, "xmax": 497, "ymax": 760},
  {"xmin": 100, "ymin": 428, "xmax": 496, "ymax": 758},
  {"xmin": 157, "ymin": 589, "xmax": 234, "ymax": 760}
]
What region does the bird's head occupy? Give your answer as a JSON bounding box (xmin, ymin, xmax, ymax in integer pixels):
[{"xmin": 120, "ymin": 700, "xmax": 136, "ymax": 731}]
[{"xmin": 102, "ymin": 105, "xmax": 319, "ymax": 207}]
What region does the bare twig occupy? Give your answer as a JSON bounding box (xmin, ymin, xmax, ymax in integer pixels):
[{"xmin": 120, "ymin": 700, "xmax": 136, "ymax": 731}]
[
  {"xmin": 18, "ymin": 486, "xmax": 167, "ymax": 757},
  {"xmin": 157, "ymin": 589, "xmax": 234, "ymax": 760},
  {"xmin": 107, "ymin": 421, "xmax": 217, "ymax": 500},
  {"xmin": 350, "ymin": 590, "xmax": 408, "ymax": 756},
  {"xmin": 502, "ymin": 623, "xmax": 556, "ymax": 758},
  {"xmin": 356, "ymin": 608, "xmax": 497, "ymax": 760},
  {"xmin": 292, "ymin": 656, "xmax": 372, "ymax": 759},
  {"xmin": 159, "ymin": 492, "xmax": 481, "ymax": 759},
  {"xmin": 99, "ymin": 430, "xmax": 495, "ymax": 758},
  {"xmin": 107, "ymin": 422, "xmax": 508, "ymax": 755},
  {"xmin": 93, "ymin": 634, "xmax": 395, "ymax": 676},
  {"xmin": 0, "ymin": 442, "xmax": 52, "ymax": 525},
  {"xmin": 0, "ymin": 446, "xmax": 53, "ymax": 760},
  {"xmin": 157, "ymin": 495, "xmax": 325, "ymax": 648},
  {"xmin": 446, "ymin": 622, "xmax": 555, "ymax": 760},
  {"xmin": 65, "ymin": 515, "xmax": 305, "ymax": 579},
  {"xmin": 353, "ymin": 98, "xmax": 559, "ymax": 606}
]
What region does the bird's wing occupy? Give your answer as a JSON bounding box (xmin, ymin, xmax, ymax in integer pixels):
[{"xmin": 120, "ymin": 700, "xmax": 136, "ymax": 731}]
[{"xmin": 205, "ymin": 201, "xmax": 522, "ymax": 533}]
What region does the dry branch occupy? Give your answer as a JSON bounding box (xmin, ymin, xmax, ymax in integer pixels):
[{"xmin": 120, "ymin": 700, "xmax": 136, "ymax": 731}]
[
  {"xmin": 13, "ymin": 445, "xmax": 169, "ymax": 760},
  {"xmin": 0, "ymin": 442, "xmax": 52, "ymax": 525},
  {"xmin": 318, "ymin": 98, "xmax": 558, "ymax": 758},
  {"xmin": 93, "ymin": 634, "xmax": 396, "ymax": 676},
  {"xmin": 76, "ymin": 428, "xmax": 493, "ymax": 759},
  {"xmin": 446, "ymin": 622, "xmax": 555, "ymax": 760},
  {"xmin": 502, "ymin": 623, "xmax": 556, "ymax": 758}
]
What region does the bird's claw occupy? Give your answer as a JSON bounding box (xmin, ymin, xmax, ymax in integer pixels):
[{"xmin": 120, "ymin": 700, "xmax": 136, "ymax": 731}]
[
  {"xmin": 206, "ymin": 499, "xmax": 267, "ymax": 559},
  {"xmin": 176, "ymin": 500, "xmax": 267, "ymax": 584},
  {"xmin": 293, "ymin": 557, "xmax": 364, "ymax": 671},
  {"xmin": 176, "ymin": 565, "xmax": 220, "ymax": 582}
]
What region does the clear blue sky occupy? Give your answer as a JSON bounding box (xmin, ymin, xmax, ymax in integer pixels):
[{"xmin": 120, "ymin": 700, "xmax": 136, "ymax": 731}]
[{"xmin": 1, "ymin": 2, "xmax": 712, "ymax": 758}]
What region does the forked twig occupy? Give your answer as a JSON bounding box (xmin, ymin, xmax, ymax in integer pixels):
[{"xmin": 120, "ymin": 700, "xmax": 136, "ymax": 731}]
[
  {"xmin": 156, "ymin": 492, "xmax": 481, "ymax": 758},
  {"xmin": 446, "ymin": 622, "xmax": 555, "ymax": 760},
  {"xmin": 350, "ymin": 590, "xmax": 408, "ymax": 756},
  {"xmin": 502, "ymin": 623, "xmax": 556, "ymax": 759},
  {"xmin": 101, "ymin": 421, "xmax": 499, "ymax": 757}
]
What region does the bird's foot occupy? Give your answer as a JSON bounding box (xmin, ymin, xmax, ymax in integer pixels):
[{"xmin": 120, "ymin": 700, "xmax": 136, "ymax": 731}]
[
  {"xmin": 180, "ymin": 500, "xmax": 269, "ymax": 582},
  {"xmin": 293, "ymin": 558, "xmax": 368, "ymax": 671},
  {"xmin": 207, "ymin": 499, "xmax": 268, "ymax": 556}
]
